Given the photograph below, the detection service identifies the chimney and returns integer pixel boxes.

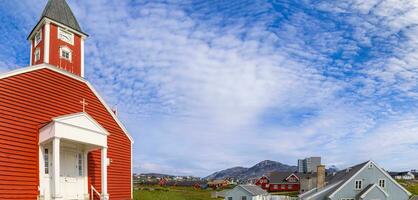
[316,165,325,190]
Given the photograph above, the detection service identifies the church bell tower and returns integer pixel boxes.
[28,0,88,77]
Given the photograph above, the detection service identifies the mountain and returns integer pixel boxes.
[204,160,297,181]
[204,167,248,180]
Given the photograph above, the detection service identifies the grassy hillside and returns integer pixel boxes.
[397,180,418,195]
[134,186,222,200]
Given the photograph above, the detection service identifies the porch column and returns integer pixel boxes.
[52,137,63,199]
[101,147,109,200]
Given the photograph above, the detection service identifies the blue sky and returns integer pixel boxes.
[1,0,418,176]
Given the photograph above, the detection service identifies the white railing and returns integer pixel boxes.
[91,185,101,200]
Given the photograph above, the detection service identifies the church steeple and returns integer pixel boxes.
[28,0,88,77]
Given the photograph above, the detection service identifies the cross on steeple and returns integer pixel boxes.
[80,99,88,112]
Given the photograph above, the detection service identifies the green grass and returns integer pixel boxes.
[133,186,223,200]
[397,180,418,195]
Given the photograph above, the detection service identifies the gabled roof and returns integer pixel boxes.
[357,184,388,199]
[300,161,369,199]
[269,172,298,184]
[239,185,269,196]
[28,0,87,39]
[41,0,82,33]
[300,160,412,199]
[0,64,133,144]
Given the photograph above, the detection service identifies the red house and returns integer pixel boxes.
[256,172,300,192]
[0,0,133,199]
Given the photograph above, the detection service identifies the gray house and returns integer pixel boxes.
[225,185,270,200]
[299,160,411,200]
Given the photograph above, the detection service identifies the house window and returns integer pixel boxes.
[281,185,285,189]
[58,28,74,45]
[378,179,385,188]
[368,163,373,168]
[289,184,293,189]
[78,153,83,176]
[44,148,49,174]
[228,197,232,200]
[241,196,247,200]
[35,31,42,46]
[35,48,40,62]
[60,47,72,62]
[355,180,363,190]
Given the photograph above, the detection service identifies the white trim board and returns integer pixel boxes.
[0,64,134,144]
[359,184,389,199]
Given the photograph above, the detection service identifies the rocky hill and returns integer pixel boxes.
[204,160,297,181]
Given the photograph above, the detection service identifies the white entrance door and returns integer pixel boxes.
[60,149,85,200]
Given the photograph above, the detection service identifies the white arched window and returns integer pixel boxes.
[60,46,72,62]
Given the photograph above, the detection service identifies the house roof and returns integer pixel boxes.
[300,161,412,199]
[239,185,269,196]
[357,184,388,199]
[269,172,295,183]
[390,171,414,176]
[0,64,133,143]
[28,0,87,39]
[299,161,369,199]
[268,172,315,183]
[41,0,82,33]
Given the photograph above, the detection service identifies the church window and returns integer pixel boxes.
[60,47,72,62]
[78,153,83,176]
[35,48,40,62]
[35,31,42,46]
[44,148,49,174]
[58,28,74,45]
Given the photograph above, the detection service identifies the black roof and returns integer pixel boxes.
[42,0,82,32]
[300,161,370,199]
[28,0,86,39]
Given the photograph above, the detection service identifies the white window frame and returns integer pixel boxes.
[35,48,41,62]
[378,179,386,188]
[35,30,42,47]
[354,180,363,190]
[58,28,74,45]
[60,46,72,62]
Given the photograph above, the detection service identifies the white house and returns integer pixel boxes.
[390,171,415,180]
[225,185,270,200]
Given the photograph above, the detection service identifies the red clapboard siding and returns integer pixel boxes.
[0,68,132,200]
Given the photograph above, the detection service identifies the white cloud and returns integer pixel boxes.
[2,0,418,176]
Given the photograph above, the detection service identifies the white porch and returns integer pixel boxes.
[39,113,109,200]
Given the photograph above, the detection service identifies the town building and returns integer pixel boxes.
[389,171,415,180]
[299,161,411,200]
[208,180,231,189]
[256,172,300,192]
[298,157,321,173]
[225,185,270,200]
[0,0,133,199]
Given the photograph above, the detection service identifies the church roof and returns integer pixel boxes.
[28,0,87,39]
[41,0,82,33]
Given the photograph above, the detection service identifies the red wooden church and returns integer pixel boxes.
[0,0,133,199]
